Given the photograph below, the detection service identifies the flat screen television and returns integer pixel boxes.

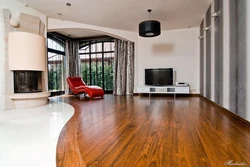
[145,68,173,86]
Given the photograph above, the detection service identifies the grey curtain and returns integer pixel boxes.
[65,40,80,94]
[214,0,224,105]
[199,20,204,96]
[113,39,134,95]
[205,6,211,100]
[229,0,247,118]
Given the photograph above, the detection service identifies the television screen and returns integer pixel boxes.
[145,68,173,86]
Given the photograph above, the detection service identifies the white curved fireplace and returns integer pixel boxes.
[8,32,50,109]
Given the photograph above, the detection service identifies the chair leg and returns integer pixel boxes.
[84,94,90,98]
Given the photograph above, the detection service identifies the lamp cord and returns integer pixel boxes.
[148,9,152,20]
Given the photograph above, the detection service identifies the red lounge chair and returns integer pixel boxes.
[66,77,104,99]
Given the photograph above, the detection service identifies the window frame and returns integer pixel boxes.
[79,39,114,93]
[47,34,66,96]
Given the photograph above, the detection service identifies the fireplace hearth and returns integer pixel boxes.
[14,71,42,93]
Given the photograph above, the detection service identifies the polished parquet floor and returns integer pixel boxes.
[55,95,250,167]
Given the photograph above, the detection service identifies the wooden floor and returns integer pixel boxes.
[55,95,250,167]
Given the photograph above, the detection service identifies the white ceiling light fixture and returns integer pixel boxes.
[9,18,19,28]
[9,13,19,28]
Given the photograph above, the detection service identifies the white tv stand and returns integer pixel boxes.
[137,85,190,97]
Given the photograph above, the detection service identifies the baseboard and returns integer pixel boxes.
[188,94,200,97]
[199,95,250,126]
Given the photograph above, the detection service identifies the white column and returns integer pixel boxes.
[0,10,4,111]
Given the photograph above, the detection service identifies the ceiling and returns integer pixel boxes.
[17,0,211,37]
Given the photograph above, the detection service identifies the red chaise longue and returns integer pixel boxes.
[66,77,104,99]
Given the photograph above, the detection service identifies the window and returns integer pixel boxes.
[79,39,114,92]
[47,35,66,94]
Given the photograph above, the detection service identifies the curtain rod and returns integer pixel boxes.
[47,32,71,40]
[76,35,114,42]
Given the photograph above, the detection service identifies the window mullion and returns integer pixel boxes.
[89,42,92,85]
[102,42,105,91]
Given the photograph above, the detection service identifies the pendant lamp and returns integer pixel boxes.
[139,9,161,37]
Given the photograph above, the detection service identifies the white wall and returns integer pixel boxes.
[0,0,47,110]
[137,28,200,93]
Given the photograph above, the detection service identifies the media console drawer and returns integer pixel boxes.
[175,87,190,94]
[137,86,189,94]
[150,87,169,92]
[137,86,150,93]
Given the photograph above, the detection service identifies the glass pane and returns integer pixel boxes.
[79,41,114,92]
[56,42,60,51]
[104,53,114,91]
[60,45,64,52]
[52,40,56,50]
[47,38,65,52]
[104,42,114,52]
[91,42,102,52]
[79,45,89,54]
[91,53,103,87]
[48,52,65,91]
[80,54,91,85]
[48,39,53,49]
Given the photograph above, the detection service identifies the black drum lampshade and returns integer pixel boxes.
[139,9,161,37]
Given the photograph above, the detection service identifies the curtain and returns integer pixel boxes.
[65,40,80,94]
[199,20,204,96]
[205,6,211,100]
[113,39,134,95]
[229,0,247,118]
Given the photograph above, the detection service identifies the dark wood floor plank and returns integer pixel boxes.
[188,99,250,166]
[81,97,159,166]
[55,98,86,167]
[77,98,135,142]
[55,95,250,167]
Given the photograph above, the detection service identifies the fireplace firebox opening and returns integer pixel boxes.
[14,71,42,93]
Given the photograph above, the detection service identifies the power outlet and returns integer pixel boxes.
[191,89,196,92]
